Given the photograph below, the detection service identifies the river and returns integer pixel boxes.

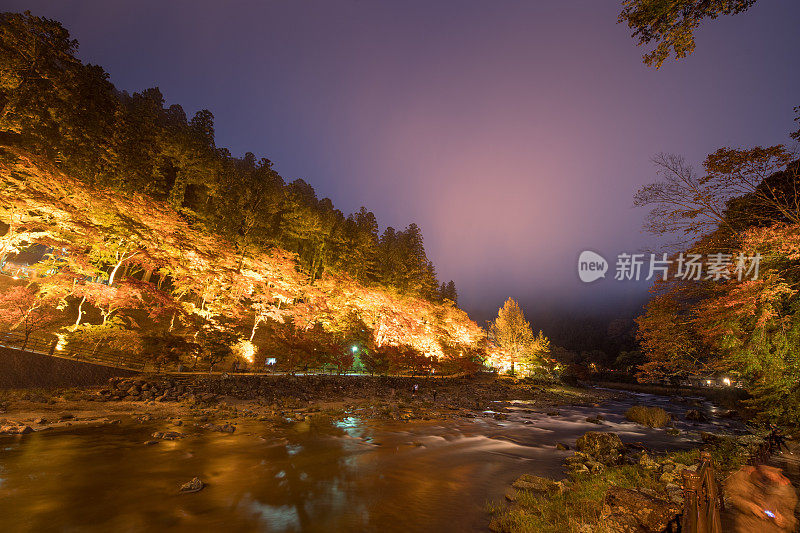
[0,391,746,532]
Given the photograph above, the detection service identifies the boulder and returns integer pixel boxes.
[575,432,625,466]
[179,477,204,493]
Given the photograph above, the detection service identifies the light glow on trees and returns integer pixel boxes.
[0,148,486,371]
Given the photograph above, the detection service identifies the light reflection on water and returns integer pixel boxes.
[0,392,744,532]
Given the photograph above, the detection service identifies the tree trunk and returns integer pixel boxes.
[75,296,86,327]
[250,316,261,341]
[108,255,127,286]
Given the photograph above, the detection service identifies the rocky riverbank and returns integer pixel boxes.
[0,373,613,435]
[489,430,773,533]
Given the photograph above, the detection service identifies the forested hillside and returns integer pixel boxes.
[0,11,457,301]
[0,12,481,371]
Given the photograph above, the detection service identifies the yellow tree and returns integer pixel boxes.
[489,298,534,374]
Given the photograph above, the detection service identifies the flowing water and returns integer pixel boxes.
[0,391,746,532]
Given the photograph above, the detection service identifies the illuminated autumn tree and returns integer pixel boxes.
[0,284,62,349]
[361,348,390,376]
[437,342,485,375]
[489,298,534,374]
[67,321,145,360]
[142,332,198,370]
[196,324,237,372]
[635,280,710,381]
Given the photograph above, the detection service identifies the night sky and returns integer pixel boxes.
[7,0,800,324]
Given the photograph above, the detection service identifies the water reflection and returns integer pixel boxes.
[0,392,745,532]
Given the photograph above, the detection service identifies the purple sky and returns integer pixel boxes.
[7,1,800,323]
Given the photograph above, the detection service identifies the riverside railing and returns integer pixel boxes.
[0,331,151,371]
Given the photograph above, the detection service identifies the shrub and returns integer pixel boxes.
[625,405,671,428]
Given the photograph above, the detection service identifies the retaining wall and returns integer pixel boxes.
[0,347,137,389]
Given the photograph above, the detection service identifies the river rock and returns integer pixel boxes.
[639,452,658,470]
[571,463,590,475]
[665,483,683,504]
[585,460,606,474]
[556,442,570,451]
[512,474,561,493]
[201,422,236,433]
[685,409,707,422]
[152,431,184,440]
[575,432,625,466]
[179,477,204,493]
[0,425,33,435]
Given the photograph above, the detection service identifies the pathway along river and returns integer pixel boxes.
[0,390,746,532]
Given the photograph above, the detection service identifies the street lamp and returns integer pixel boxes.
[351,345,358,353]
